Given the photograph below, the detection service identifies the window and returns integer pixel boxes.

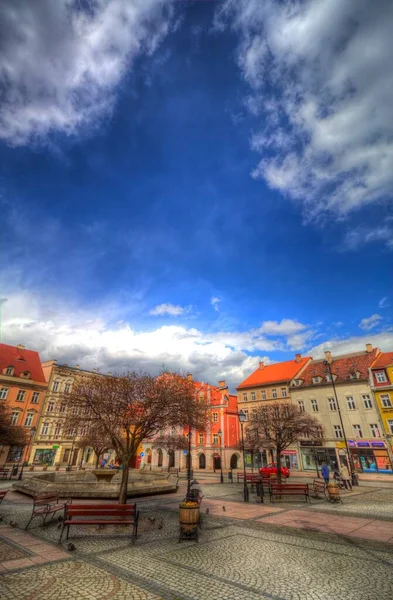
[281,388,287,397]
[213,412,218,423]
[328,397,337,411]
[212,434,219,445]
[298,400,305,412]
[16,390,26,402]
[52,381,60,392]
[31,392,40,404]
[261,391,266,400]
[333,425,343,438]
[10,411,19,425]
[349,372,358,380]
[6,366,13,375]
[370,424,380,438]
[243,409,249,421]
[0,387,9,400]
[375,371,387,383]
[24,413,34,427]
[272,389,277,399]
[59,403,66,413]
[381,394,393,408]
[72,406,79,415]
[346,396,356,410]
[64,383,71,393]
[251,391,256,401]
[41,422,50,435]
[293,379,301,386]
[198,433,204,444]
[312,376,320,384]
[326,374,333,382]
[362,395,372,409]
[54,423,62,436]
[353,424,363,438]
[311,399,318,412]
[243,393,248,402]
[47,401,55,413]
[387,420,393,435]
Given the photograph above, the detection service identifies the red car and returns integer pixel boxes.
[259,463,290,479]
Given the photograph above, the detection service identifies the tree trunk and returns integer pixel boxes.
[118,460,129,504]
[276,448,282,484]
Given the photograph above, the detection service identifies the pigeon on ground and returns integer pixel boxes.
[149,516,156,523]
[205,508,209,514]
[67,542,76,552]
[222,506,226,512]
[157,520,163,530]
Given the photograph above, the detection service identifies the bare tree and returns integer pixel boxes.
[66,371,208,503]
[152,433,188,470]
[246,402,323,483]
[0,402,27,450]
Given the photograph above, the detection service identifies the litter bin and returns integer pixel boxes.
[228,471,233,482]
[256,482,264,503]
[11,464,19,478]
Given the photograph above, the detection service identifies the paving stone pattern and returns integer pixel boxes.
[0,538,28,562]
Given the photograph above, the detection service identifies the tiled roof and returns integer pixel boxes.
[237,357,311,390]
[0,343,46,383]
[371,352,393,369]
[194,380,236,406]
[297,348,379,387]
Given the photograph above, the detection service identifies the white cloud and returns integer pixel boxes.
[0,0,172,146]
[218,0,393,219]
[259,319,307,336]
[344,222,393,251]
[149,303,192,317]
[309,332,393,360]
[359,314,383,331]
[211,297,221,312]
[379,297,389,309]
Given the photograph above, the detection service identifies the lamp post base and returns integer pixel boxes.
[243,484,249,502]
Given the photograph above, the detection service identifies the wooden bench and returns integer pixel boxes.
[59,503,139,544]
[270,483,310,503]
[0,468,9,480]
[0,490,8,505]
[313,479,328,500]
[26,493,69,530]
[236,473,261,484]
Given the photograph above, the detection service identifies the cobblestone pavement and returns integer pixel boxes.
[1,482,393,599]
[0,539,28,562]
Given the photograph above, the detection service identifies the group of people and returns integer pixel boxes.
[321,462,353,490]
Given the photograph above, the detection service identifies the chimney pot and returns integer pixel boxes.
[259,361,265,369]
[366,343,373,353]
[187,373,193,381]
[218,379,226,388]
[16,344,25,350]
[295,353,301,363]
[324,351,332,362]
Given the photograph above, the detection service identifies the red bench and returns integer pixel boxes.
[270,483,310,503]
[59,503,139,544]
[26,493,69,530]
[236,473,261,484]
[0,468,9,480]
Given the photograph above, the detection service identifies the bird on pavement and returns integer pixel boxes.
[222,506,226,512]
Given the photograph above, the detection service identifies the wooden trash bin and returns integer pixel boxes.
[327,482,342,503]
[179,501,200,542]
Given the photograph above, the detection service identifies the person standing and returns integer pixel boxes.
[340,463,352,490]
[321,462,330,485]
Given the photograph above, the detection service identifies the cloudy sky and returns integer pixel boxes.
[0,0,392,390]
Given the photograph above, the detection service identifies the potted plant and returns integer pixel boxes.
[179,498,200,541]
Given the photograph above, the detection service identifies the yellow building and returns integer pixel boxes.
[370,351,393,467]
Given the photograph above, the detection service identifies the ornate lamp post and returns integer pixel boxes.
[186,427,192,498]
[217,428,224,483]
[18,426,36,481]
[324,360,358,486]
[238,410,249,502]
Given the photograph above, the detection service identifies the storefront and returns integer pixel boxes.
[281,450,299,470]
[300,442,337,471]
[347,440,392,473]
[33,448,57,466]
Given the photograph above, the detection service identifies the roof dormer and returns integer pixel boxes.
[20,371,31,379]
[312,376,321,384]
[4,365,14,376]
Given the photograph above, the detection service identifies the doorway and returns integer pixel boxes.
[168,450,175,469]
[213,454,221,470]
[199,453,206,469]
[230,454,238,469]
[157,449,163,467]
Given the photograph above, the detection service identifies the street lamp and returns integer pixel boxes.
[217,429,224,484]
[324,360,358,486]
[238,410,249,502]
[186,427,192,498]
[18,426,36,481]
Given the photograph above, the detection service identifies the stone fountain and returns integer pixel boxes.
[13,469,178,499]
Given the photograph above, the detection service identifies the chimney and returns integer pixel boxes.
[295,353,301,363]
[218,380,226,388]
[74,364,80,369]
[366,343,373,353]
[324,351,332,363]
[259,361,265,369]
[187,373,193,381]
[16,344,25,350]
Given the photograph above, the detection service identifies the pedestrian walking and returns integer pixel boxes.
[321,462,330,485]
[340,464,352,490]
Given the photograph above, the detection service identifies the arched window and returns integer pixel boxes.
[199,453,206,469]
[157,449,163,467]
[230,454,238,469]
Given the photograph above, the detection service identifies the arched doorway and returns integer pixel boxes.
[199,453,206,469]
[157,449,163,467]
[147,449,152,465]
[168,450,175,469]
[213,453,221,471]
[230,454,238,469]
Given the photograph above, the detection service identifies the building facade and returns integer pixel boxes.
[0,343,47,466]
[30,360,103,468]
[237,354,311,471]
[370,352,393,467]
[143,377,240,473]
[291,345,392,473]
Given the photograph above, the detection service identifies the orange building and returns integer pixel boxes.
[0,343,47,466]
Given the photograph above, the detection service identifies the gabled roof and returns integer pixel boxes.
[237,357,311,390]
[371,352,393,370]
[0,343,46,383]
[297,348,379,387]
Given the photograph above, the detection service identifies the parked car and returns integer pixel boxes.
[259,463,290,479]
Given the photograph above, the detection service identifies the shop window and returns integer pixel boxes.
[333,425,343,438]
[281,388,287,397]
[370,424,380,438]
[346,396,356,410]
[298,400,305,412]
[31,392,40,404]
[328,397,337,411]
[362,395,372,409]
[251,391,256,401]
[375,371,387,383]
[311,399,318,412]
[353,424,363,438]
[272,389,277,398]
[0,387,9,399]
[24,413,34,427]
[16,390,26,402]
[381,394,392,408]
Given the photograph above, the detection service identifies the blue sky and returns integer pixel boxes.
[0,0,392,390]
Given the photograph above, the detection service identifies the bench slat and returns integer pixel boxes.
[67,510,135,517]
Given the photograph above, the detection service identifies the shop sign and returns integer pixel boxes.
[300,441,322,447]
[52,445,59,449]
[371,441,386,448]
[338,449,346,456]
[357,441,370,448]
[281,450,297,455]
[348,440,356,447]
